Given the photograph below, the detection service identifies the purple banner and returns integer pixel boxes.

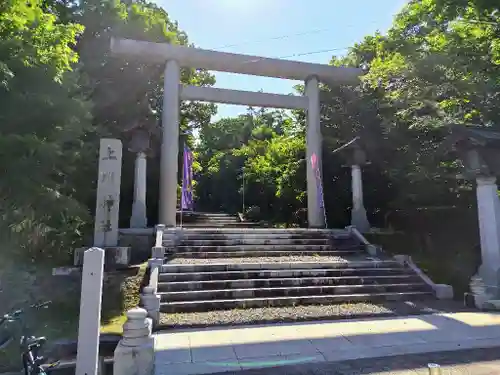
[181,145,194,211]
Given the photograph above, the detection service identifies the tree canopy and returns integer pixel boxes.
[1,0,498,259]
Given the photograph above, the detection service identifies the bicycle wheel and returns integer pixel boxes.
[22,352,32,375]
[22,352,43,375]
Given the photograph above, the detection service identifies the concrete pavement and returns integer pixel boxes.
[154,312,500,375]
[206,346,500,375]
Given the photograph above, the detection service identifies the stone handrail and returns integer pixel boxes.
[115,227,163,375]
[140,224,165,327]
[346,225,379,257]
[393,255,453,300]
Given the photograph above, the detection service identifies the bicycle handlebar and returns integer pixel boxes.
[0,301,51,328]
[31,301,51,309]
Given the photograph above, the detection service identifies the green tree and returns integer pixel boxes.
[0,0,92,260]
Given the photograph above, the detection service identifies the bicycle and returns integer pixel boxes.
[0,301,60,375]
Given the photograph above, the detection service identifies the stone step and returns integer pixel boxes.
[181,222,242,226]
[184,214,238,218]
[170,250,363,258]
[178,222,261,227]
[175,244,362,252]
[169,231,352,240]
[177,238,341,246]
[159,274,424,291]
[176,211,235,216]
[180,218,240,222]
[158,267,414,282]
[167,236,353,244]
[176,228,348,233]
[159,291,433,313]
[160,283,429,302]
[160,260,399,273]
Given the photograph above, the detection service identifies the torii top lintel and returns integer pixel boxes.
[110,38,363,85]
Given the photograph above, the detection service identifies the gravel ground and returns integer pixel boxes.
[158,300,472,329]
[207,346,500,375]
[166,255,374,264]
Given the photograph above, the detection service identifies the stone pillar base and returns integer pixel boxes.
[470,273,500,308]
[351,207,370,233]
[130,201,147,229]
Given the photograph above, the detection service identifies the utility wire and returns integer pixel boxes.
[277,47,350,60]
[208,18,498,57]
[210,20,384,51]
[217,46,352,66]
[213,27,334,50]
[215,29,331,49]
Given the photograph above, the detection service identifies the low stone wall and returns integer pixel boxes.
[119,228,153,263]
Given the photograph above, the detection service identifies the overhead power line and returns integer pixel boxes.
[211,20,383,51]
[276,47,350,60]
[224,46,351,67]
[213,27,334,50]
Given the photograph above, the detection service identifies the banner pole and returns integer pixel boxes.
[242,165,245,215]
[180,144,185,228]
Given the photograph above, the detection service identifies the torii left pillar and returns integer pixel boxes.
[159,60,180,227]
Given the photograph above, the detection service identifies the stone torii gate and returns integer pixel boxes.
[110,38,362,228]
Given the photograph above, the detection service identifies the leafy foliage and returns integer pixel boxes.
[195,0,498,228]
[0,0,91,260]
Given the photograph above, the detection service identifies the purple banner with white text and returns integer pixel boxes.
[181,145,194,211]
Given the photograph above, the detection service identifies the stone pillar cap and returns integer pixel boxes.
[126,307,148,320]
[143,286,155,294]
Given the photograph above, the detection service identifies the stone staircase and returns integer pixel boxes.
[158,260,432,313]
[158,213,435,314]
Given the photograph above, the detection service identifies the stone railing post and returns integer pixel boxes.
[141,285,160,326]
[114,308,154,375]
[151,224,165,260]
[76,248,105,375]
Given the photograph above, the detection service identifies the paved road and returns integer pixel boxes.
[208,346,500,375]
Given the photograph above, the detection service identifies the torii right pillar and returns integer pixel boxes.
[305,75,325,228]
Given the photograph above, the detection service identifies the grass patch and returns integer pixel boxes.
[100,262,148,334]
[100,315,127,335]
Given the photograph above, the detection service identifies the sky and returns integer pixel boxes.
[156,0,408,120]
